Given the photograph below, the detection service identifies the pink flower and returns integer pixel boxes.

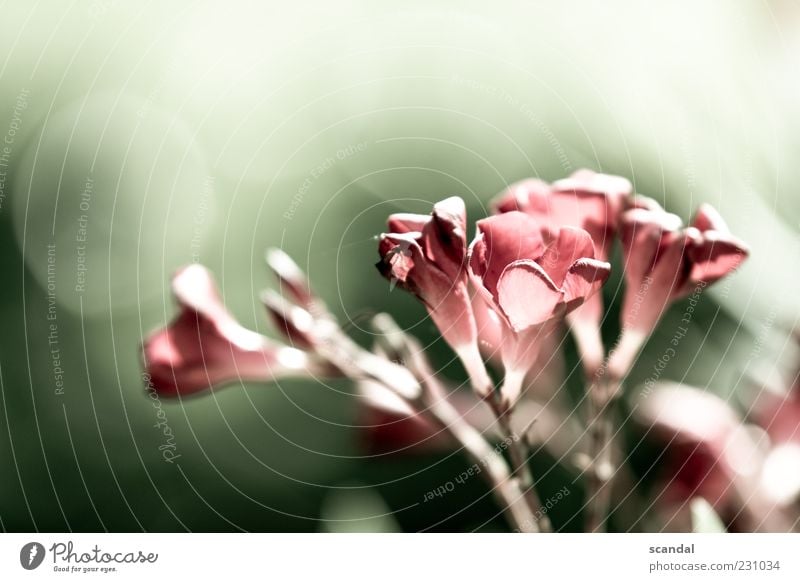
[493,169,631,261]
[492,169,632,373]
[619,201,749,343]
[751,390,800,506]
[142,265,327,397]
[468,211,610,406]
[377,197,492,395]
[634,384,779,531]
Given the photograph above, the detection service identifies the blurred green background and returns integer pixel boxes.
[1,0,799,532]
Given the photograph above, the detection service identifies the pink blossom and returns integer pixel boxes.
[377,197,492,396]
[142,264,327,397]
[635,384,775,531]
[492,169,631,261]
[492,169,632,373]
[619,201,749,341]
[468,211,610,406]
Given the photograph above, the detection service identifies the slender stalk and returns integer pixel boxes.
[422,380,540,533]
[488,393,552,533]
[584,376,619,532]
[371,314,542,532]
[584,328,645,532]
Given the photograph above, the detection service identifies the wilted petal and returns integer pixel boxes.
[423,196,468,280]
[378,199,494,397]
[377,232,422,286]
[143,265,320,397]
[378,232,477,352]
[388,198,467,282]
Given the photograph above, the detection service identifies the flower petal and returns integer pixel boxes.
[552,169,632,201]
[378,233,477,351]
[491,178,551,214]
[472,292,504,361]
[687,231,749,285]
[621,229,688,333]
[620,207,683,289]
[387,213,430,234]
[422,196,468,280]
[691,203,730,234]
[472,212,545,297]
[496,259,564,332]
[495,170,632,262]
[143,265,319,397]
[377,232,422,285]
[539,226,597,286]
[561,258,611,312]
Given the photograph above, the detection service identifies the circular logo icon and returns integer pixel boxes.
[20,542,45,570]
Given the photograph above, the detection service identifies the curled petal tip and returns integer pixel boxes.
[553,168,633,198]
[626,195,665,212]
[687,233,749,284]
[562,258,611,310]
[692,203,730,234]
[432,196,467,224]
[622,207,683,233]
[490,178,551,214]
[387,213,429,234]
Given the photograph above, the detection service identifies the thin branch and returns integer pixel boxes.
[583,327,644,532]
[371,314,541,533]
[584,376,619,532]
[487,393,552,532]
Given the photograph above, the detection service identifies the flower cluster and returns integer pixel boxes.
[142,168,762,532]
[377,170,748,404]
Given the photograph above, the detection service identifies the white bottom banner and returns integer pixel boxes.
[0,534,797,581]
